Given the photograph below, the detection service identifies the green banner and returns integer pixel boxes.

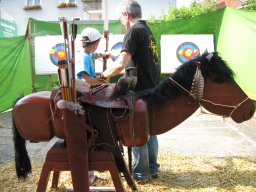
[28,18,123,36]
[0,18,17,38]
[217,7,256,100]
[0,36,32,112]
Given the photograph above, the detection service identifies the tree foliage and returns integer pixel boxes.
[149,0,217,22]
[148,0,256,23]
[240,0,256,10]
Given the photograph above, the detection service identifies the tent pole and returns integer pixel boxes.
[28,19,35,93]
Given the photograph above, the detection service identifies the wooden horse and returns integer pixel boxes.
[12,52,255,189]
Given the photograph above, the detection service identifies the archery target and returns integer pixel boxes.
[49,43,66,66]
[111,42,122,61]
[35,35,83,75]
[176,42,200,63]
[161,34,214,73]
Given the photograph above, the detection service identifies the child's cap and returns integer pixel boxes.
[81,27,101,42]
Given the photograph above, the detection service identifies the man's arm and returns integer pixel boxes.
[101,51,131,78]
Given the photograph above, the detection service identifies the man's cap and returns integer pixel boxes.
[81,27,101,43]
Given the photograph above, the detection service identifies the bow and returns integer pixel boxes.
[70,18,78,102]
[103,0,109,71]
[58,17,78,102]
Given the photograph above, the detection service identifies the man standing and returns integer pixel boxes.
[99,0,160,184]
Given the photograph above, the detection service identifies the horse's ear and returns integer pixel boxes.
[204,49,208,55]
[206,52,214,62]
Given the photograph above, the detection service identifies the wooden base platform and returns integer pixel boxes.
[36,139,127,192]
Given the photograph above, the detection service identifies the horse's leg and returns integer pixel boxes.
[12,98,32,179]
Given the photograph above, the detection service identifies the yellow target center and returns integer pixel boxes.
[185,49,192,57]
[57,51,65,59]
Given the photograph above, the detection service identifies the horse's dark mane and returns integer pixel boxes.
[138,52,234,109]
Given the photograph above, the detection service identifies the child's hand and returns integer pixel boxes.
[96,76,109,84]
[96,73,109,84]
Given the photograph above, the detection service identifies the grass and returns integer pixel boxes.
[1,151,256,192]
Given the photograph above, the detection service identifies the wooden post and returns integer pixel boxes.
[62,109,89,192]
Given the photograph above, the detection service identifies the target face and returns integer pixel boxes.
[111,42,122,61]
[176,42,200,63]
[49,43,66,66]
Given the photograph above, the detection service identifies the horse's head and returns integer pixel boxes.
[196,52,255,123]
[139,52,255,124]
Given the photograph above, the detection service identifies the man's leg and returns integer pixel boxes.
[148,135,160,177]
[132,143,150,182]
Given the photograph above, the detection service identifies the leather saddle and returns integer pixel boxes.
[78,67,137,109]
[78,84,130,109]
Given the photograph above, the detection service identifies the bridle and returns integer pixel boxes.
[168,59,249,118]
[169,76,249,118]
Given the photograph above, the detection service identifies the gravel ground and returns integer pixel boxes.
[0,110,57,164]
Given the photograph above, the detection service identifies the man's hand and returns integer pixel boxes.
[102,51,112,59]
[102,50,120,59]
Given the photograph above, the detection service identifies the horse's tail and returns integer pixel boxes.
[12,97,32,179]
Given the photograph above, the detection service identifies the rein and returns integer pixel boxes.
[168,77,249,118]
[201,96,249,117]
